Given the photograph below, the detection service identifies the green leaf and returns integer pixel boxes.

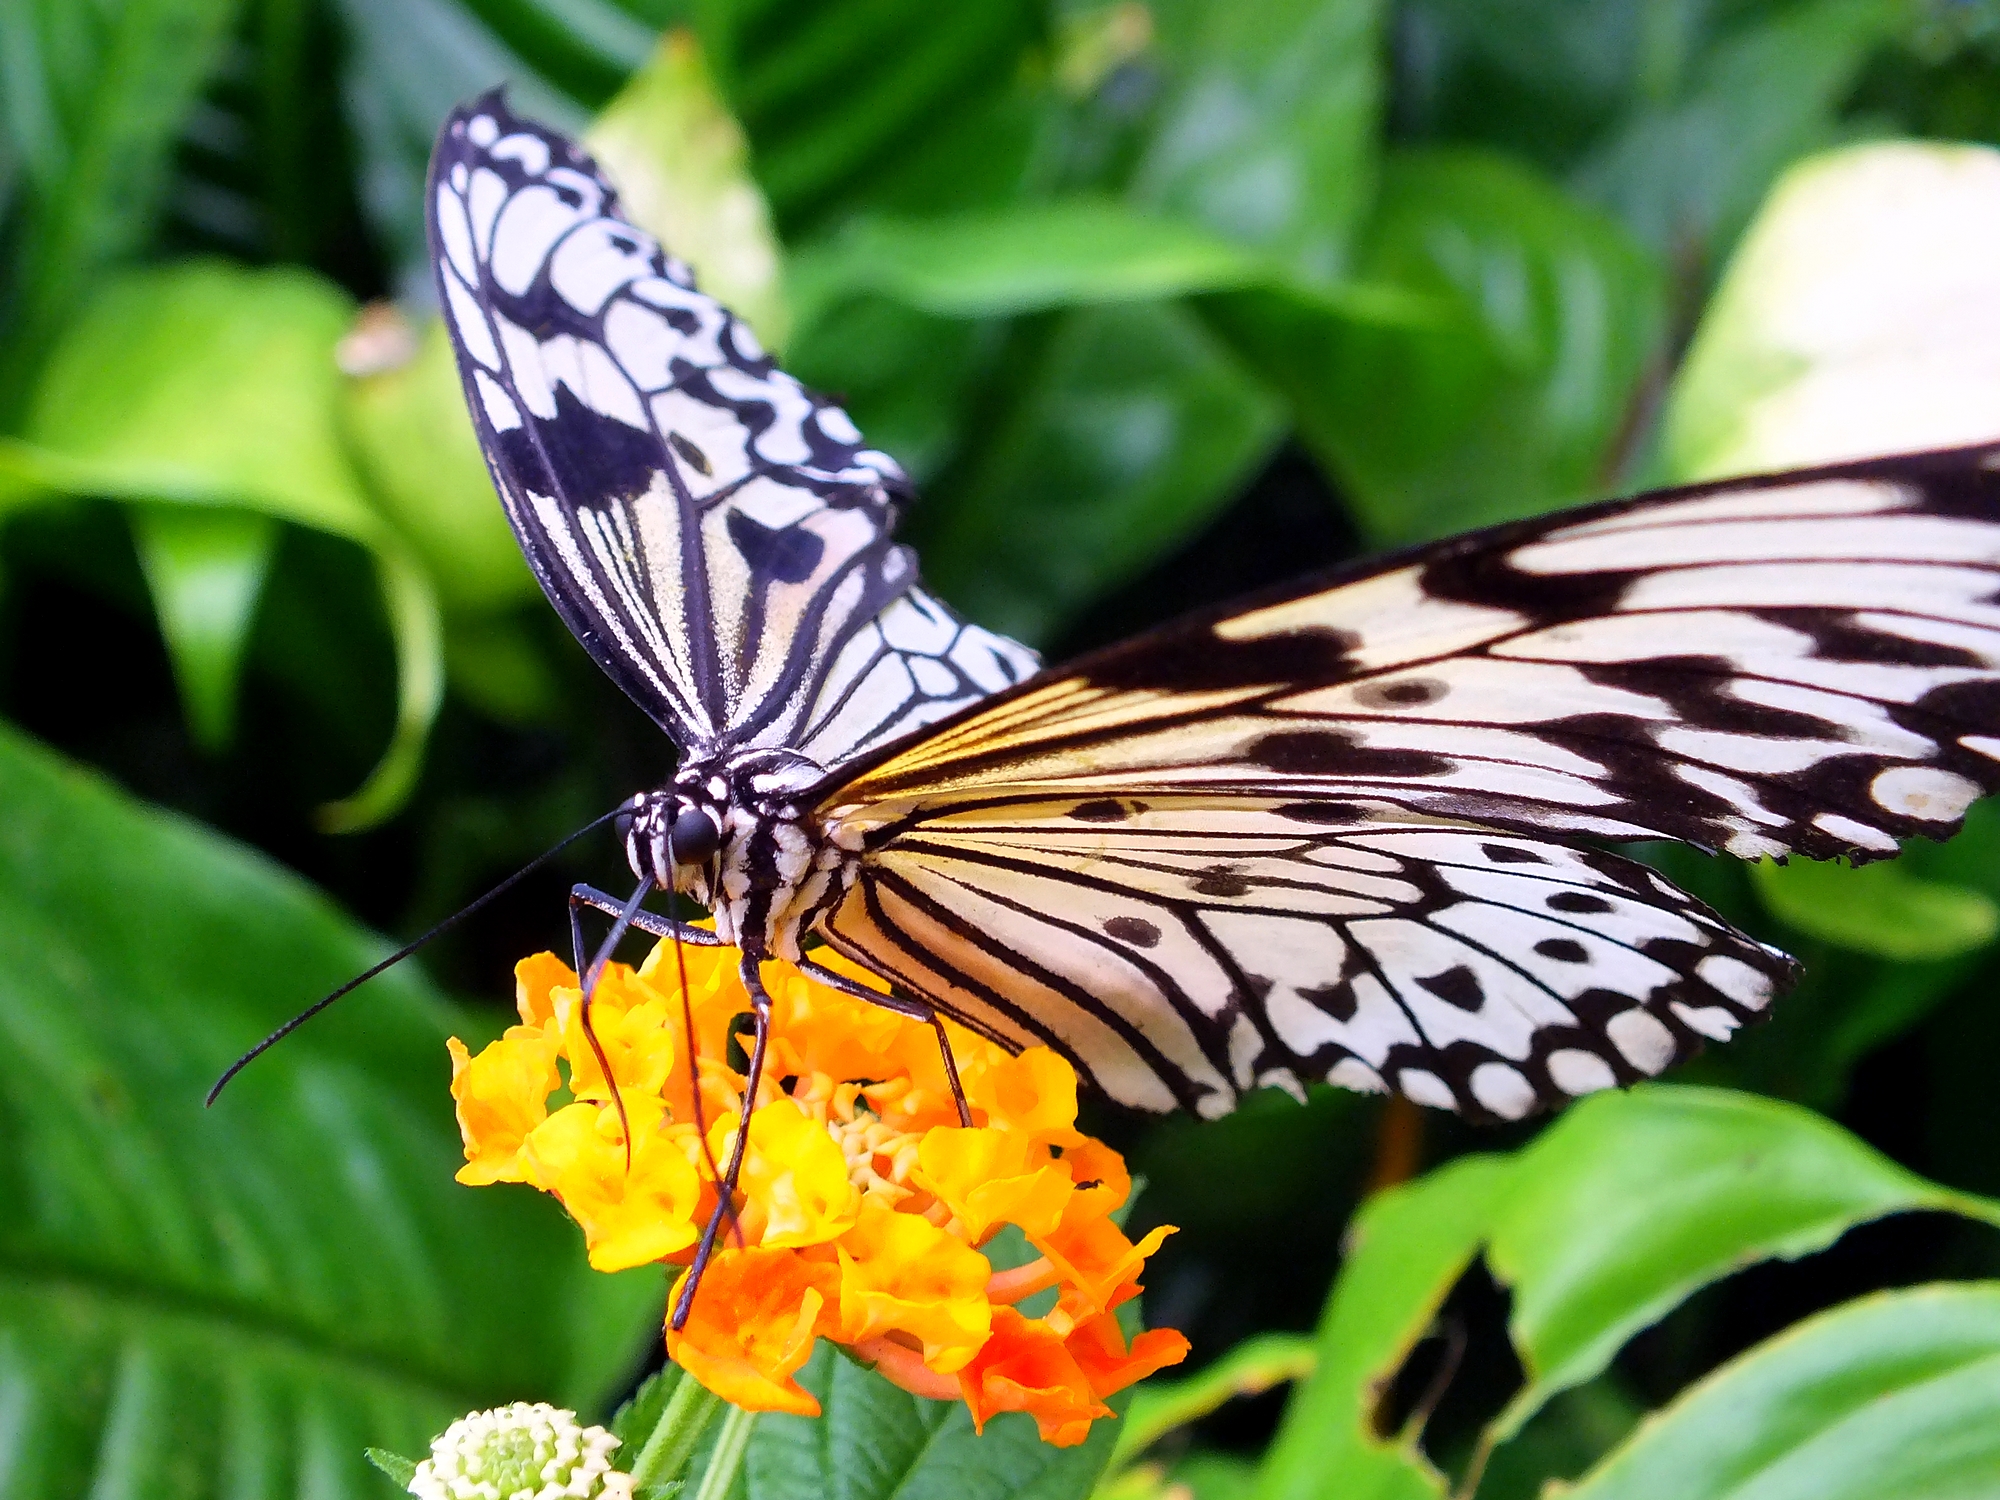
[1110,1333,1317,1470]
[128,503,278,750]
[1134,0,1384,282]
[1235,148,1665,544]
[331,0,608,280]
[911,301,1282,645]
[1483,1087,2000,1442]
[1567,1284,2000,1500]
[365,1447,421,1489]
[728,0,1042,230]
[1255,1087,2000,1500]
[1256,1155,1513,1500]
[0,0,241,416]
[1661,140,2000,485]
[14,261,446,828]
[1751,858,2000,963]
[791,201,1272,327]
[1572,0,1900,276]
[587,29,789,350]
[747,1342,1124,1500]
[0,720,660,1498]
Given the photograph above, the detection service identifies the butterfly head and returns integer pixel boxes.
[622,750,850,957]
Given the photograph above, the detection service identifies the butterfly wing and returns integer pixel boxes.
[425,95,1035,760]
[814,446,2000,1117]
[817,799,1791,1122]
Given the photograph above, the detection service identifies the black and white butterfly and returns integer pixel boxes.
[427,93,2000,1153]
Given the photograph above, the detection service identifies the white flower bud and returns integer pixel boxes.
[409,1402,632,1500]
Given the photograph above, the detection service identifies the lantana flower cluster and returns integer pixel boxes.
[448,937,1189,1445]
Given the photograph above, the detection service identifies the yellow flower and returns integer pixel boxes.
[836,1197,993,1373]
[521,1098,701,1272]
[717,1099,860,1249]
[914,1127,1073,1241]
[446,939,1188,1445]
[447,1027,560,1185]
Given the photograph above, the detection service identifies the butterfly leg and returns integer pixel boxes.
[796,957,973,1129]
[569,882,724,974]
[670,951,775,1331]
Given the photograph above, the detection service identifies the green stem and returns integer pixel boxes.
[693,1404,758,1500]
[631,1372,725,1488]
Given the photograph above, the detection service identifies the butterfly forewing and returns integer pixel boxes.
[815,448,2000,1118]
[827,450,2000,864]
[425,95,1035,762]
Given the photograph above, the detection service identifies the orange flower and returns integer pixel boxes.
[717,1099,860,1248]
[958,1308,1109,1447]
[915,1127,1072,1241]
[665,1247,835,1417]
[446,940,1188,1445]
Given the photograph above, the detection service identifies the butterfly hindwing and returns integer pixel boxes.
[829,448,2000,865]
[817,797,1791,1121]
[425,95,1035,762]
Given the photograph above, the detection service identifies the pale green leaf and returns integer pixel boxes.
[18,261,446,828]
[340,315,534,615]
[128,503,278,750]
[1568,1284,2000,1500]
[1662,140,2000,484]
[587,29,789,350]
[1750,858,2000,962]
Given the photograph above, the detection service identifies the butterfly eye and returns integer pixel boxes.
[670,806,720,864]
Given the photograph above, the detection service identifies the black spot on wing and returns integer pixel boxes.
[668,430,713,475]
[1356,677,1449,708]
[1083,625,1360,692]
[728,509,825,584]
[1067,799,1130,823]
[1191,863,1252,897]
[497,381,661,505]
[1534,938,1588,963]
[1103,916,1161,948]
[1482,842,1549,865]
[1548,890,1612,914]
[1417,965,1483,1010]
[1276,801,1369,824]
[1248,729,1454,779]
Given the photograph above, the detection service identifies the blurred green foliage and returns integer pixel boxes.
[11,0,2000,1497]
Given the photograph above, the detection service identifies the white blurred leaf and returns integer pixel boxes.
[1665,140,2000,481]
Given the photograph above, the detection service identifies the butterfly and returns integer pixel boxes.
[427,92,2000,1159]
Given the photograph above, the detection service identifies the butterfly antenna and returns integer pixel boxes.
[663,849,737,1245]
[581,875,655,1170]
[208,807,625,1107]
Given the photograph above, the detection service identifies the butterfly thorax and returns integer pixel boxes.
[625,748,858,960]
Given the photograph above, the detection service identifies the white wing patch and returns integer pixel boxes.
[819,797,1790,1121]
[427,94,1035,765]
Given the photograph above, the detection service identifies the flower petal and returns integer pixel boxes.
[836,1198,992,1373]
[524,1100,701,1271]
[666,1247,833,1416]
[449,1029,560,1185]
[956,1308,1108,1447]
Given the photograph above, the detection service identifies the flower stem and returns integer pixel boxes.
[630,1371,724,1488]
[693,1404,758,1500]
